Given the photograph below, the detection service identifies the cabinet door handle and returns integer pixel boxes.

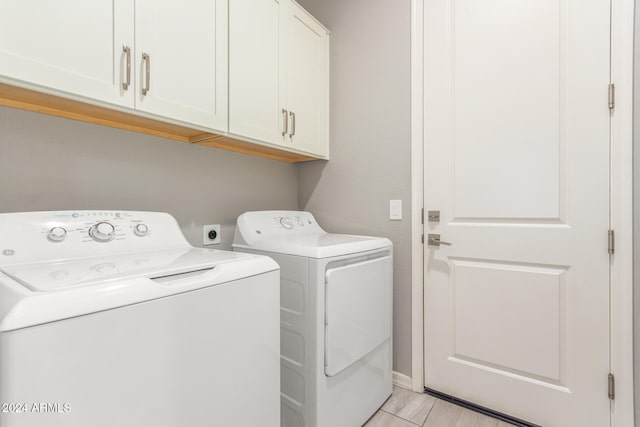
[282,108,288,136]
[289,111,296,137]
[142,52,151,95]
[122,45,131,91]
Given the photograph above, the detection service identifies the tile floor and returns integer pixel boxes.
[365,386,515,427]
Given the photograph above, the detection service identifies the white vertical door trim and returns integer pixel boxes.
[610,0,635,425]
[409,0,635,422]
[410,0,425,393]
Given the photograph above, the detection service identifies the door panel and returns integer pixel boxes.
[451,259,566,382]
[452,0,562,220]
[423,0,611,426]
[0,0,133,107]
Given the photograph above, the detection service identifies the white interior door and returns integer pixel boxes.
[423,1,611,426]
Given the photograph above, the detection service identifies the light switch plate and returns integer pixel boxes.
[389,200,402,220]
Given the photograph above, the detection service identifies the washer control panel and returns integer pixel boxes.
[40,212,153,244]
[0,211,190,265]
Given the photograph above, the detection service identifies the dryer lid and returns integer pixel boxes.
[233,211,392,258]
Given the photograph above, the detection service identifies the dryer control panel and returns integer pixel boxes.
[234,211,326,246]
[275,213,315,231]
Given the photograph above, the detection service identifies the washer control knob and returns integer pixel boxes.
[89,222,116,242]
[134,223,149,237]
[47,227,67,242]
[280,217,294,230]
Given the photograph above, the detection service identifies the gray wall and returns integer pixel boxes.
[0,106,298,248]
[295,0,413,376]
[0,0,415,378]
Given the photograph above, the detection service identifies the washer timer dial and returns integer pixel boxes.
[89,222,116,242]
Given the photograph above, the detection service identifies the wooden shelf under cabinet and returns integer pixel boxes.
[0,83,316,163]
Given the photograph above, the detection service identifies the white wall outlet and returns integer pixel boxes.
[203,224,221,245]
[389,200,402,220]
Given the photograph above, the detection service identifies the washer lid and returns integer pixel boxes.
[1,248,258,292]
[0,249,279,332]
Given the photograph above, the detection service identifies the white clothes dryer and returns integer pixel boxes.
[233,211,393,427]
[0,211,280,427]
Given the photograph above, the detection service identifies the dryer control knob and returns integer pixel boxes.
[134,223,149,237]
[48,227,67,242]
[280,217,294,230]
[89,222,116,242]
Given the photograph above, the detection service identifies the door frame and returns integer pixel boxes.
[409,0,635,425]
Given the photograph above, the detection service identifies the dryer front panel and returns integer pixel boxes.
[324,256,392,377]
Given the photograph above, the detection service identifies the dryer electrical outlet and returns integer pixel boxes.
[203,224,221,245]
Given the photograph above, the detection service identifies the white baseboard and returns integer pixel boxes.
[392,371,413,390]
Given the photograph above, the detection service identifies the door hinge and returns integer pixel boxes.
[421,208,424,225]
[608,229,615,255]
[421,234,424,244]
[608,84,615,110]
[608,373,615,400]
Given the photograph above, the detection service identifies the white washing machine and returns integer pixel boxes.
[0,211,280,427]
[233,211,393,427]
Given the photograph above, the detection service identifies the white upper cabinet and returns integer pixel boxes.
[135,0,228,130]
[0,0,134,108]
[0,0,228,132]
[284,1,329,157]
[229,0,330,159]
[229,0,284,145]
[0,0,327,160]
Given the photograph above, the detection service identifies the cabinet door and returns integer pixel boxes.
[229,0,286,146]
[135,0,228,131]
[0,0,134,108]
[284,1,330,158]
